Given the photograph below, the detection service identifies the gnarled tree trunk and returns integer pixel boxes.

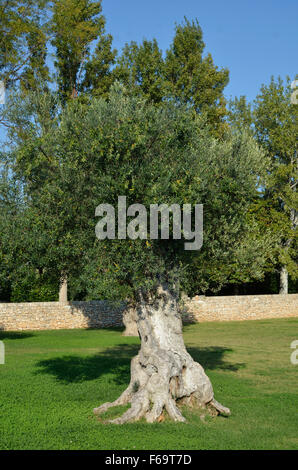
[122,307,139,337]
[59,274,68,302]
[279,265,288,295]
[94,285,230,423]
[279,208,297,295]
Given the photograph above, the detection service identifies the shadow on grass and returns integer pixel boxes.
[0,330,35,340]
[188,347,245,372]
[35,344,139,385]
[35,343,245,385]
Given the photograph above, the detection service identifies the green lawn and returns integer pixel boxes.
[0,318,297,450]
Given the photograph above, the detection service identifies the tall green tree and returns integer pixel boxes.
[0,0,50,130]
[51,0,115,102]
[80,30,116,98]
[113,39,165,103]
[1,0,117,300]
[4,84,272,422]
[228,95,253,132]
[114,18,229,137]
[0,166,19,300]
[19,27,50,94]
[253,77,298,294]
[228,78,298,294]
[164,18,229,138]
[0,0,49,87]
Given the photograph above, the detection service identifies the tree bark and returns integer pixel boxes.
[279,266,288,295]
[94,285,230,423]
[59,274,68,302]
[122,307,139,337]
[278,207,297,295]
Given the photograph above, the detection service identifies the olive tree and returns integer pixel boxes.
[5,84,270,422]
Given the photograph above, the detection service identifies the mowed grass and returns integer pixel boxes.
[0,318,297,450]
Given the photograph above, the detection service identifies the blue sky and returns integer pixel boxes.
[102,0,297,102]
[1,0,297,144]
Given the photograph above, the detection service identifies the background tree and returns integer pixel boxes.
[0,0,50,128]
[164,18,229,138]
[80,30,116,99]
[0,167,19,301]
[253,76,298,294]
[228,77,298,294]
[0,0,117,300]
[114,18,229,137]
[113,39,165,103]
[0,90,61,301]
[0,0,48,86]
[227,95,253,132]
[51,0,115,102]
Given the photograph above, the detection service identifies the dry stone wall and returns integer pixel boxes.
[0,294,297,331]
